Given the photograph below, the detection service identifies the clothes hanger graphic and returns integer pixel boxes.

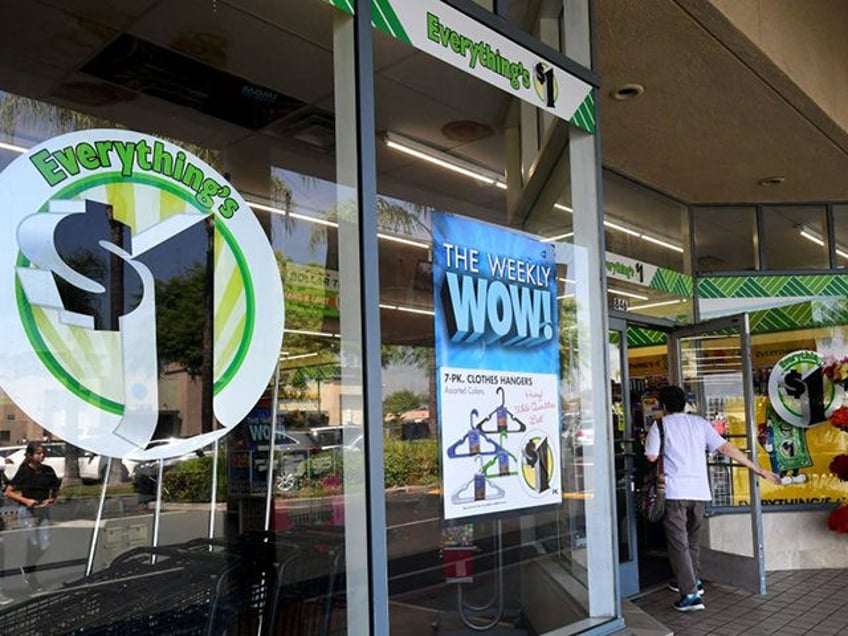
[475,386,528,434]
[447,410,500,458]
[451,456,507,504]
[481,442,518,478]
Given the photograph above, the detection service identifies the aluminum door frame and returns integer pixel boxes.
[667,313,766,595]
[608,317,639,598]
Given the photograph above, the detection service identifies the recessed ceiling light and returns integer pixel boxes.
[610,83,644,101]
[441,120,493,143]
[758,176,785,186]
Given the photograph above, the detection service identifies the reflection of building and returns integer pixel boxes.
[158,364,201,438]
[0,396,38,444]
[384,408,431,440]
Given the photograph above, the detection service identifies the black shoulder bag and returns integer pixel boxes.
[640,420,666,523]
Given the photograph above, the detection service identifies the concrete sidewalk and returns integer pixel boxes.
[621,569,848,636]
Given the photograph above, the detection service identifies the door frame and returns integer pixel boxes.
[612,312,767,597]
[667,313,767,595]
[608,316,639,597]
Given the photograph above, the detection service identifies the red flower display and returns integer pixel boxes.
[829,454,848,481]
[818,358,848,535]
[828,505,848,533]
[822,356,848,383]
[832,406,848,433]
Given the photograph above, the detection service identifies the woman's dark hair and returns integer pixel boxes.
[25,442,43,458]
[658,385,687,413]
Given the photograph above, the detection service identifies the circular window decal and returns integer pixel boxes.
[768,350,841,429]
[0,129,283,460]
[519,430,555,496]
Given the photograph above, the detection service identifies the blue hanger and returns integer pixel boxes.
[447,410,500,458]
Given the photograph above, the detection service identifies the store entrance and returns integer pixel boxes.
[612,314,767,597]
[609,316,672,597]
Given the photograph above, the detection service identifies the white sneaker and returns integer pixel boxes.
[792,474,808,484]
[780,476,793,485]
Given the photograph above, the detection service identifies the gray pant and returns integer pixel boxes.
[663,499,705,597]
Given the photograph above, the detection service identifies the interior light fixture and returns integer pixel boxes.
[0,136,672,256]
[608,288,649,301]
[248,201,429,249]
[376,233,429,249]
[758,176,785,187]
[397,305,435,316]
[639,234,685,253]
[281,352,320,361]
[380,303,435,316]
[549,203,683,254]
[284,328,340,338]
[799,225,825,246]
[605,219,684,253]
[0,141,27,154]
[630,298,687,311]
[249,200,339,228]
[384,131,506,189]
[799,225,848,259]
[603,219,641,237]
[800,229,824,246]
[557,280,650,302]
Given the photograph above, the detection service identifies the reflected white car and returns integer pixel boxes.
[574,427,594,446]
[1,442,106,482]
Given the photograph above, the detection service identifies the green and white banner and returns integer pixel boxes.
[605,251,692,295]
[323,0,596,133]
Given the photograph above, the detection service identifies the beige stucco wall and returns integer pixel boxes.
[709,0,848,137]
[704,510,848,570]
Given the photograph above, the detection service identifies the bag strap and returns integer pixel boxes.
[657,420,665,476]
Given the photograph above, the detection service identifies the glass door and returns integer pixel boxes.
[667,314,767,594]
[609,318,639,597]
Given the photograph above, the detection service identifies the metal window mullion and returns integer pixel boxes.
[688,206,701,322]
[826,203,836,269]
[353,2,389,634]
[755,205,765,271]
[741,315,766,595]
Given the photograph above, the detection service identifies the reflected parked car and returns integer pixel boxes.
[274,427,363,492]
[1,442,110,483]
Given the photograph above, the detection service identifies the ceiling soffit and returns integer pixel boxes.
[596,0,848,204]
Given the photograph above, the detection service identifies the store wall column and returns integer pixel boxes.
[335,5,388,634]
[566,0,618,620]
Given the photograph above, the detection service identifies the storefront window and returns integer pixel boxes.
[693,206,758,272]
[603,171,691,322]
[763,205,828,270]
[371,4,613,633]
[707,324,848,509]
[832,204,848,268]
[0,2,371,633]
